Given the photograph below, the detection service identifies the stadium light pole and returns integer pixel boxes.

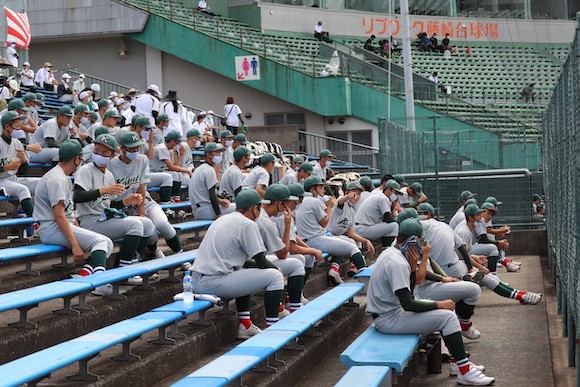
[399,0,416,131]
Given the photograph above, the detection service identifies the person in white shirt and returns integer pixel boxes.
[72,74,85,94]
[134,84,160,126]
[34,62,57,91]
[193,111,212,142]
[20,62,34,87]
[223,96,244,135]
[6,41,18,75]
[197,0,215,16]
[314,21,332,43]
[160,90,190,137]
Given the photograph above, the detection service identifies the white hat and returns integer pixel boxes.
[62,73,71,79]
[23,61,30,66]
[115,98,125,106]
[79,74,85,79]
[90,83,101,92]
[147,84,160,95]
[199,111,207,116]
[79,91,90,100]
[8,79,19,91]
[109,91,118,98]
[207,110,214,114]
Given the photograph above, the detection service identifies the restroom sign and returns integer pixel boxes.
[235,56,260,81]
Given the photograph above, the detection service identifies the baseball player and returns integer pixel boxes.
[295,175,367,285]
[398,182,427,208]
[278,156,303,185]
[189,142,234,220]
[190,189,285,339]
[220,145,254,202]
[370,174,394,195]
[5,98,37,145]
[82,126,112,164]
[33,140,115,295]
[482,196,521,271]
[0,111,39,217]
[449,190,477,230]
[311,149,333,180]
[149,130,192,202]
[279,161,312,185]
[73,134,157,286]
[366,218,495,386]
[29,106,76,164]
[354,175,374,210]
[354,179,402,248]
[174,129,200,187]
[243,153,276,198]
[218,130,235,177]
[156,113,171,140]
[455,204,541,305]
[393,174,408,187]
[70,103,92,146]
[108,131,182,258]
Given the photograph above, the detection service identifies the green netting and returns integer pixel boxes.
[542,17,580,326]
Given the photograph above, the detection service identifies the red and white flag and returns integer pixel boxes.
[4,7,31,48]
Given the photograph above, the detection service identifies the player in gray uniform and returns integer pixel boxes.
[70,104,92,146]
[455,204,541,305]
[220,146,253,202]
[149,131,192,202]
[191,189,285,339]
[326,181,375,276]
[33,140,115,294]
[108,132,182,258]
[366,218,495,386]
[174,129,200,188]
[29,106,75,164]
[398,182,427,208]
[278,156,303,185]
[155,114,170,144]
[189,142,234,220]
[4,98,36,145]
[218,130,235,177]
[449,190,477,230]
[73,134,156,286]
[311,148,333,180]
[354,176,374,211]
[258,184,306,314]
[481,196,521,271]
[295,176,367,285]
[354,179,402,248]
[81,126,111,164]
[243,153,276,198]
[0,111,38,217]
[279,161,312,185]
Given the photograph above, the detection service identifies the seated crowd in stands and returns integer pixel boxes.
[0,63,544,386]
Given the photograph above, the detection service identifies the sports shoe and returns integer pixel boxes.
[91,284,127,297]
[347,264,360,277]
[503,258,522,266]
[328,268,344,285]
[456,367,495,385]
[279,308,291,319]
[177,210,186,219]
[132,252,142,264]
[70,273,82,279]
[180,262,192,271]
[520,292,542,305]
[126,275,143,286]
[449,362,486,376]
[149,272,159,281]
[237,323,262,340]
[505,261,521,272]
[461,326,481,340]
[153,249,166,259]
[165,209,176,219]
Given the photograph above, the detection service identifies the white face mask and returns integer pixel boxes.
[325,161,332,168]
[10,129,24,138]
[225,140,234,148]
[244,159,252,167]
[194,140,201,148]
[212,154,223,164]
[293,166,300,172]
[92,153,110,167]
[140,130,149,139]
[163,125,168,131]
[125,150,139,161]
[389,193,398,202]
[80,117,91,126]
[173,144,180,151]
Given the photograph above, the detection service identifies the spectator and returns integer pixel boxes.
[34,62,57,91]
[0,79,11,101]
[126,87,138,103]
[57,73,75,102]
[72,73,85,94]
[522,83,535,103]
[6,41,18,75]
[160,90,190,137]
[20,62,34,87]
[531,194,542,214]
[426,33,438,52]
[452,45,460,55]
[532,205,546,230]
[388,36,402,56]
[134,84,161,126]
[418,32,429,51]
[89,83,101,103]
[223,96,245,135]
[428,71,439,84]
[204,110,218,139]
[193,110,212,142]
[319,65,330,77]
[364,35,379,53]
[314,21,332,43]
[197,0,215,16]
[441,33,451,53]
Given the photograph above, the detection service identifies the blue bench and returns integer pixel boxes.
[160,201,192,210]
[0,216,35,238]
[340,324,421,384]
[0,243,69,276]
[29,162,52,169]
[173,219,214,239]
[0,300,213,386]
[354,264,374,293]
[335,365,392,387]
[147,185,187,193]
[174,283,364,387]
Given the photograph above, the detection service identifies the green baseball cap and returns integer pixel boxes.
[319,149,333,158]
[288,182,312,197]
[134,116,154,128]
[93,126,111,138]
[235,189,270,209]
[304,175,323,191]
[103,110,121,119]
[119,131,144,147]
[417,202,435,215]
[131,114,144,126]
[484,196,502,206]
[480,202,497,213]
[399,218,429,237]
[393,174,407,186]
[94,134,118,152]
[35,93,45,102]
[359,176,374,189]
[187,129,201,138]
[165,130,182,142]
[1,111,25,127]
[532,194,542,201]
[73,104,90,115]
[397,208,426,224]
[292,156,304,164]
[220,130,234,139]
[260,153,277,166]
[464,204,485,217]
[97,99,110,109]
[460,190,477,202]
[7,98,30,112]
[234,134,248,144]
[409,182,424,196]
[57,106,74,117]
[384,179,402,194]
[298,162,313,172]
[156,114,170,124]
[465,198,478,206]
[345,181,363,191]
[90,112,98,122]
[234,145,254,161]
[59,140,84,160]
[265,184,299,202]
[204,142,225,154]
[22,93,38,102]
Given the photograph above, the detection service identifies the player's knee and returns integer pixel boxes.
[94,235,114,256]
[265,269,285,291]
[464,282,482,303]
[440,310,462,336]
[140,218,156,237]
[125,219,144,236]
[287,258,306,276]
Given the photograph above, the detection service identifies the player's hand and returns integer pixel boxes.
[15,148,26,162]
[421,239,431,257]
[124,193,143,206]
[69,126,77,136]
[79,132,88,139]
[187,170,193,178]
[441,276,459,283]
[179,144,186,153]
[283,208,292,226]
[365,239,375,255]
[4,158,21,171]
[26,143,42,153]
[219,198,230,208]
[498,239,509,250]
[72,244,85,263]
[326,196,335,209]
[406,246,419,269]
[102,183,126,196]
[475,255,487,265]
[313,249,323,262]
[437,299,455,311]
[480,267,490,274]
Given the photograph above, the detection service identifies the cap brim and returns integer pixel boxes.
[301,192,313,197]
[125,140,144,147]
[417,214,428,220]
[287,195,299,201]
[415,190,424,196]
[496,201,503,205]
[260,199,271,205]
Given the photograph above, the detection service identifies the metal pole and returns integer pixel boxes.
[568,314,575,367]
[399,0,416,131]
[433,116,441,218]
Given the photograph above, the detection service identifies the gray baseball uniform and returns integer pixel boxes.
[0,135,35,201]
[354,193,399,240]
[243,165,270,190]
[220,164,244,201]
[272,213,315,269]
[279,169,297,185]
[420,218,468,278]
[29,118,69,163]
[326,201,356,236]
[448,206,466,230]
[455,220,499,257]
[220,146,234,176]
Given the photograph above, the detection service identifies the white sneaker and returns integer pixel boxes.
[347,265,360,277]
[461,326,481,340]
[165,209,176,219]
[70,273,82,279]
[180,262,192,271]
[506,261,521,272]
[237,323,262,340]
[177,210,186,219]
[126,275,143,286]
[301,294,309,305]
[279,308,291,319]
[450,362,486,376]
[153,249,166,259]
[149,272,159,281]
[91,284,127,297]
[520,292,542,305]
[456,367,495,385]
[328,268,344,285]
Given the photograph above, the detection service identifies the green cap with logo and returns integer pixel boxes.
[204,142,225,154]
[57,106,74,117]
[94,134,118,152]
[22,93,38,102]
[220,130,234,139]
[165,130,182,142]
[7,98,30,111]
[265,184,299,201]
[73,104,90,115]
[384,179,402,194]
[234,145,254,161]
[399,218,429,237]
[304,175,323,191]
[464,204,485,217]
[319,149,333,158]
[97,99,110,109]
[288,182,312,197]
[484,196,502,206]
[292,156,304,164]
[94,126,111,138]
[359,176,374,189]
[460,190,477,202]
[187,129,201,138]
[410,182,424,196]
[298,162,313,172]
[397,208,426,224]
[119,131,144,148]
[234,134,248,144]
[260,153,277,166]
[345,181,363,191]
[59,140,84,161]
[480,202,497,213]
[135,116,154,128]
[103,110,120,119]
[1,111,25,127]
[235,189,270,209]
[417,202,435,215]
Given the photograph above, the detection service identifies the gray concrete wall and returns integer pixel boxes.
[508,229,548,256]
[248,124,300,150]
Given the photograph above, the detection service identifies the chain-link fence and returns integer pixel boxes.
[542,14,580,364]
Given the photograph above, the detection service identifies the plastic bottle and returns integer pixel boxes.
[182,271,194,303]
[16,209,31,237]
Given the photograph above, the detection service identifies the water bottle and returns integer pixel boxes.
[16,209,31,237]
[182,271,194,303]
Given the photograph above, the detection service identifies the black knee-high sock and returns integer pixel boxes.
[159,186,172,202]
[166,234,181,252]
[287,276,305,303]
[455,300,475,320]
[21,198,34,217]
[350,252,366,269]
[304,267,312,284]
[172,181,181,197]
[381,236,395,247]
